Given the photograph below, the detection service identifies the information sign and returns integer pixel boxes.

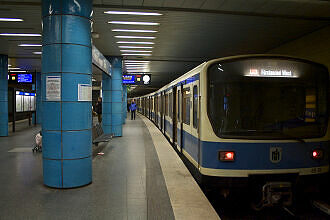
[122,74,151,85]
[17,74,32,83]
[46,76,61,101]
[78,84,92,101]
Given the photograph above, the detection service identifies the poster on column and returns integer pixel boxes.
[78,84,92,101]
[46,76,61,101]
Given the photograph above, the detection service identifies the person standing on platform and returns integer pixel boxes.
[130,100,137,120]
[95,97,102,123]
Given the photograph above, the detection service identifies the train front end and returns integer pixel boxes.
[200,56,329,208]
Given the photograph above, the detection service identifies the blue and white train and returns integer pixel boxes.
[135,55,329,208]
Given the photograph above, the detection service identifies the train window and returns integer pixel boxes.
[207,58,329,139]
[169,92,173,119]
[178,91,181,122]
[165,94,169,116]
[183,88,190,125]
[193,85,198,128]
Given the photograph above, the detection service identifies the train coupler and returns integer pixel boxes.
[252,182,293,210]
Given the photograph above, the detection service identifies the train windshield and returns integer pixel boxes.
[207,57,328,139]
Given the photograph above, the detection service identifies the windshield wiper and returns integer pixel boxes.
[267,130,305,143]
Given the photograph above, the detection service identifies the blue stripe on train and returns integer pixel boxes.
[165,118,329,170]
[200,140,329,170]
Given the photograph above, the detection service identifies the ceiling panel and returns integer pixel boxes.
[0,0,329,97]
[201,0,225,10]
[163,0,186,8]
[143,0,165,7]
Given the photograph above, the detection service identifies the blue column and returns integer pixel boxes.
[122,85,125,124]
[42,0,93,188]
[36,72,42,124]
[107,57,123,137]
[123,85,127,120]
[0,55,8,137]
[102,73,111,134]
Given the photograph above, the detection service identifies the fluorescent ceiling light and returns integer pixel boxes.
[8,67,20,70]
[115,36,155,39]
[122,53,152,56]
[119,46,153,49]
[125,63,149,65]
[125,64,150,66]
[104,11,162,16]
[0,33,41,37]
[125,60,150,62]
[125,63,150,65]
[112,29,157,33]
[121,50,152,53]
[108,21,159,26]
[19,44,42,47]
[125,63,149,67]
[125,65,149,67]
[8,64,11,67]
[9,70,26,72]
[0,18,23,22]
[117,41,154,44]
[33,52,42,54]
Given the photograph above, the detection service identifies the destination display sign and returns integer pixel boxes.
[246,68,297,78]
[123,74,151,85]
[17,74,33,83]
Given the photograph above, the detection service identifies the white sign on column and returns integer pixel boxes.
[78,84,92,101]
[46,76,61,101]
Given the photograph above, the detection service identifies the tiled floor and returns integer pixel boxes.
[0,115,174,220]
[0,114,219,220]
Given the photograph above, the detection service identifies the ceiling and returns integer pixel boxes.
[0,0,330,97]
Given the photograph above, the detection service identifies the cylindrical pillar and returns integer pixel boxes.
[36,72,42,124]
[0,55,8,137]
[107,57,123,137]
[122,85,125,124]
[41,0,93,188]
[102,73,112,134]
[124,85,127,120]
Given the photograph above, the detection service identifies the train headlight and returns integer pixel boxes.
[311,149,323,160]
[219,151,235,162]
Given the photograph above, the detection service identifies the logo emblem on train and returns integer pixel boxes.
[270,147,282,163]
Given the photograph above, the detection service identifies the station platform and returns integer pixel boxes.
[0,114,219,220]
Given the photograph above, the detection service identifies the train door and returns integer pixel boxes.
[182,84,191,154]
[177,85,183,152]
[158,94,161,128]
[191,80,200,167]
[160,93,163,131]
[173,86,177,145]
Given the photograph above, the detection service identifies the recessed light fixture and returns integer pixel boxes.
[125,64,150,66]
[125,62,150,64]
[0,33,41,37]
[9,70,27,73]
[117,41,154,45]
[122,53,152,56]
[112,29,157,33]
[121,50,152,53]
[8,67,20,70]
[125,60,150,62]
[19,44,42,47]
[125,66,149,68]
[119,46,153,49]
[33,52,42,55]
[108,21,159,26]
[0,18,24,22]
[104,11,162,16]
[115,36,156,39]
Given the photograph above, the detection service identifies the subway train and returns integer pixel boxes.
[135,55,329,209]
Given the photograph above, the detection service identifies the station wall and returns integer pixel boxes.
[268,26,330,70]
